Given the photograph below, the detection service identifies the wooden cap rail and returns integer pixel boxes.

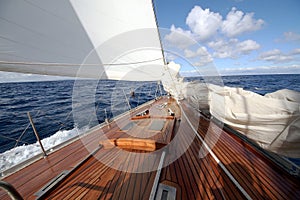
[99,138,165,152]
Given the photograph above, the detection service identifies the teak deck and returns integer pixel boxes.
[1,96,300,199]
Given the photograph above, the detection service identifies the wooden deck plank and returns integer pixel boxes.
[124,151,140,200]
[179,115,225,199]
[1,97,300,200]
[222,131,300,194]
[100,156,124,199]
[195,121,268,199]
[0,99,159,199]
[132,152,146,200]
[181,100,300,199]
[45,148,164,199]
[182,133,243,199]
[47,149,117,199]
[112,150,135,200]
[211,135,281,199]
[0,131,101,199]
[0,101,151,199]
[49,149,122,199]
[197,119,295,199]
[176,126,202,199]
[184,142,225,199]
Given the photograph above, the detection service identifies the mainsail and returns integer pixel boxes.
[0,0,169,81]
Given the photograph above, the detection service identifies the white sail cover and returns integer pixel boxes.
[0,0,166,81]
[161,61,184,99]
[185,82,300,158]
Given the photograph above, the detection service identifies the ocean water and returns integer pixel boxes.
[0,80,161,152]
[186,74,300,94]
[0,74,299,171]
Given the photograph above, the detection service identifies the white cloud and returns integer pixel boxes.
[184,47,213,66]
[219,64,300,75]
[184,46,209,58]
[164,6,263,61]
[208,38,260,58]
[275,32,300,43]
[208,39,234,58]
[291,48,300,55]
[186,6,222,41]
[283,32,300,42]
[180,63,220,77]
[164,25,196,49]
[165,52,178,61]
[179,69,198,77]
[258,49,294,63]
[221,7,264,37]
[184,6,264,40]
[164,6,299,72]
[236,40,260,53]
[0,71,74,83]
[181,64,300,76]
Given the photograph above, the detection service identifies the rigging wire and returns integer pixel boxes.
[0,110,40,147]
[12,108,74,148]
[0,134,29,146]
[13,123,31,148]
[14,110,41,147]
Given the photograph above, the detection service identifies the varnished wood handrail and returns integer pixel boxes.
[0,181,23,200]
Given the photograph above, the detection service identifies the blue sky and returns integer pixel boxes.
[154,0,300,76]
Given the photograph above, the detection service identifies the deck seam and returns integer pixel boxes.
[149,151,166,200]
[180,104,253,200]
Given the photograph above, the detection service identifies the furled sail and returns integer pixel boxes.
[184,82,300,158]
[0,0,166,81]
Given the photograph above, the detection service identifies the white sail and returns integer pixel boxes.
[184,82,300,158]
[0,0,166,81]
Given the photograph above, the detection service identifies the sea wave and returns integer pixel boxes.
[0,127,83,173]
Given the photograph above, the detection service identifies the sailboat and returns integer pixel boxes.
[0,0,300,199]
